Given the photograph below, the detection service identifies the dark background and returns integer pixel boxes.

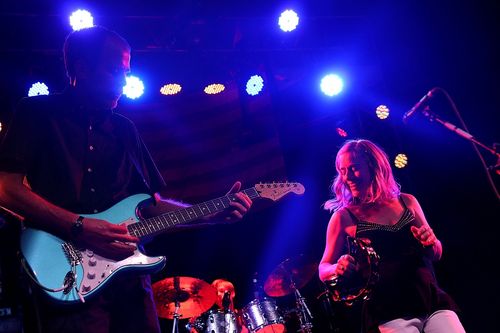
[0,1,499,332]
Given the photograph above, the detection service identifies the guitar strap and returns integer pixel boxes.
[128,150,152,194]
[123,125,157,197]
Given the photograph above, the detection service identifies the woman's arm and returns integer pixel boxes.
[319,209,357,281]
[403,193,443,261]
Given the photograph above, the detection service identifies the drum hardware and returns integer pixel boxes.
[239,272,283,333]
[263,254,317,333]
[152,276,217,333]
[292,284,313,333]
[242,297,285,333]
[189,309,241,333]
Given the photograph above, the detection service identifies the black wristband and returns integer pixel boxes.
[71,215,85,237]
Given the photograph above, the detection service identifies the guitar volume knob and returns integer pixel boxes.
[87,271,96,279]
[88,257,97,266]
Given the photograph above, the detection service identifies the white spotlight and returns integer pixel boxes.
[278,10,299,32]
[69,9,94,31]
[123,76,144,99]
[28,82,50,97]
[320,74,344,97]
[246,75,264,96]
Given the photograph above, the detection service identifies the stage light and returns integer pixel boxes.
[336,127,348,137]
[246,75,264,96]
[123,76,144,99]
[204,83,225,95]
[0,122,2,133]
[28,82,49,97]
[394,153,408,168]
[376,105,390,119]
[320,74,343,96]
[69,9,94,31]
[160,84,182,95]
[278,10,299,32]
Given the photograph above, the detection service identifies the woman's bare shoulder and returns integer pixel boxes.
[401,192,418,205]
[330,207,356,227]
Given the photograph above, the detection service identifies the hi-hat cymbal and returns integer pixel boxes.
[152,276,217,319]
[264,254,318,297]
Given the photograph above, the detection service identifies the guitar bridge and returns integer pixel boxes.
[62,242,82,266]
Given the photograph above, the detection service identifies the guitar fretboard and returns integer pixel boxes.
[127,187,260,238]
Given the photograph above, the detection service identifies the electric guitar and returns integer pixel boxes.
[20,182,305,303]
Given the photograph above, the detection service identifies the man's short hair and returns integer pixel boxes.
[63,25,130,80]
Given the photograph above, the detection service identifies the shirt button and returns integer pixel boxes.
[89,145,94,151]
[87,167,92,173]
[93,209,98,213]
[90,188,95,192]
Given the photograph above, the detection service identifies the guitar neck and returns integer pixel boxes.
[127,187,260,239]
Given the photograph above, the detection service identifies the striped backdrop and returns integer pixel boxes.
[125,80,287,203]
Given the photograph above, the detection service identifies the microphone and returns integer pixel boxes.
[222,291,231,310]
[403,88,438,123]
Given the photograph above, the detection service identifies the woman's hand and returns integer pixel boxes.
[334,254,357,278]
[410,225,437,247]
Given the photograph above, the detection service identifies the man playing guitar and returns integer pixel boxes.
[0,25,252,333]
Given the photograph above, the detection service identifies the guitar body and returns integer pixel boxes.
[20,193,166,303]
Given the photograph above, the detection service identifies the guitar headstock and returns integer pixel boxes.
[255,182,305,201]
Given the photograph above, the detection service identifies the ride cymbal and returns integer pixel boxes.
[264,254,318,297]
[152,276,217,319]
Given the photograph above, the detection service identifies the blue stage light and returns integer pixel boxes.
[28,82,49,97]
[123,76,144,99]
[278,10,299,32]
[320,74,344,96]
[246,75,264,96]
[69,9,94,31]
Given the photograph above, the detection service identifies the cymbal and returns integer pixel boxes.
[152,276,217,319]
[264,254,318,297]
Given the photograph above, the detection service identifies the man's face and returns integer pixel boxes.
[213,281,235,307]
[78,39,130,110]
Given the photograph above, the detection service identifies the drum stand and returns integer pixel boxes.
[292,283,314,333]
[171,300,181,333]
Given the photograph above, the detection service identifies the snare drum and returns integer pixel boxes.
[242,298,285,333]
[191,309,241,333]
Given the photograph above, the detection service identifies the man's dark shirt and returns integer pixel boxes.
[0,89,165,214]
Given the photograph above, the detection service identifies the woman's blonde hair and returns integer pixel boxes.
[324,139,400,212]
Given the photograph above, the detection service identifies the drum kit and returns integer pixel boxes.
[152,255,317,333]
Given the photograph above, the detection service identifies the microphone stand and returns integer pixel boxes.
[421,107,500,159]
[421,107,500,200]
